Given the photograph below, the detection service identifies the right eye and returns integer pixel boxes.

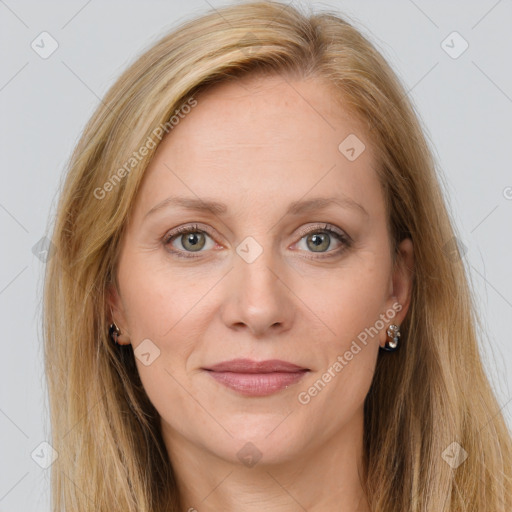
[163,224,217,258]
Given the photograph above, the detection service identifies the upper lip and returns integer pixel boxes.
[203,358,309,373]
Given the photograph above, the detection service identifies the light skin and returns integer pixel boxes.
[109,74,414,511]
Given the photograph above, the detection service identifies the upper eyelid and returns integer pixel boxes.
[294,223,349,241]
[164,223,217,243]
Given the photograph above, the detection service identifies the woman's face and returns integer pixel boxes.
[111,74,413,467]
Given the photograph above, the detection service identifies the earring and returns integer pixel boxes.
[109,322,122,344]
[381,324,401,352]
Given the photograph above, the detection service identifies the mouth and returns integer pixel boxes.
[202,358,310,397]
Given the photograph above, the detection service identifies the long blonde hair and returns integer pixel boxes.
[43,1,512,510]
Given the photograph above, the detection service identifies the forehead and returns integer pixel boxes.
[134,74,381,221]
[171,74,366,156]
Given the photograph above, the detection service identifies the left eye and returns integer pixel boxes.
[295,228,346,253]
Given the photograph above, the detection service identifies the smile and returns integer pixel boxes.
[202,358,310,397]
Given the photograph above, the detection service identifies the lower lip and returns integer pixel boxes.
[205,370,308,396]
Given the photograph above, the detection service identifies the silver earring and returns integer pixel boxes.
[109,322,121,344]
[381,324,400,352]
[109,321,130,345]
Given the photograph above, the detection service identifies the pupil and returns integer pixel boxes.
[183,232,205,251]
[308,233,329,252]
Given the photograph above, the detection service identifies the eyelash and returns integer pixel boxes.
[162,223,351,260]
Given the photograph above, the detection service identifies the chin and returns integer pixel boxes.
[208,418,310,466]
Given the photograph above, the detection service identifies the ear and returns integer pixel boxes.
[106,284,131,345]
[381,237,414,346]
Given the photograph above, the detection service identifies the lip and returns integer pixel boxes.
[203,359,310,397]
[204,358,308,373]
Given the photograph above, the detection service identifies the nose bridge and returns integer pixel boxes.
[235,233,282,302]
[222,232,293,335]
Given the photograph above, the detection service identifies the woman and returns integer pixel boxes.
[43,1,512,510]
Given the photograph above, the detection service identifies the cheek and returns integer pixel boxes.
[116,255,203,419]
[291,248,390,401]
[116,251,219,397]
[117,249,212,340]
[291,260,388,431]
[296,250,391,348]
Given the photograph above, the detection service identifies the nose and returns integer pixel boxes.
[220,242,295,338]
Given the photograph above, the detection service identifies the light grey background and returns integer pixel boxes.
[1,0,511,510]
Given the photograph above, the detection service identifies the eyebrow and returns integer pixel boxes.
[144,195,369,219]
